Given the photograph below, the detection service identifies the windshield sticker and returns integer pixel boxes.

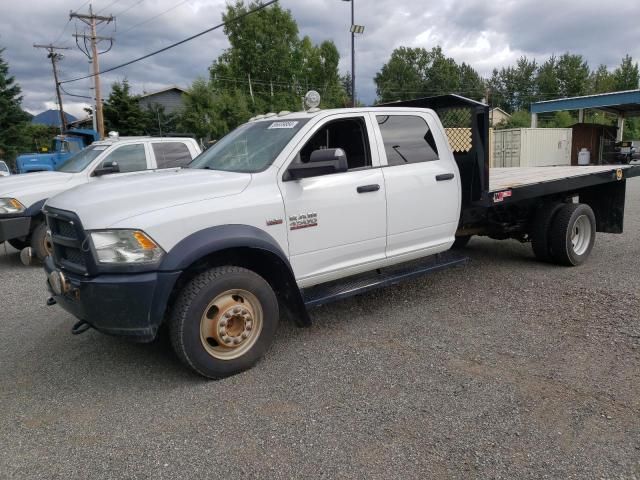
[268,121,299,130]
[93,146,108,150]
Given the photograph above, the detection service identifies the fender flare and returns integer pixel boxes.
[25,199,48,218]
[159,224,310,326]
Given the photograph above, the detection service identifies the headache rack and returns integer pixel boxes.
[378,94,490,206]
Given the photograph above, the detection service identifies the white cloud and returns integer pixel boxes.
[1,0,639,113]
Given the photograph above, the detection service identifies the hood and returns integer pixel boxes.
[46,168,252,229]
[0,171,75,206]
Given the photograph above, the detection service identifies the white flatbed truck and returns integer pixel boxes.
[40,94,640,378]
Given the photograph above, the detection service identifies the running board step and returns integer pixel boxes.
[302,252,469,308]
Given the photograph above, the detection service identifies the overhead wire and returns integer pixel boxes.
[117,0,192,35]
[59,0,278,85]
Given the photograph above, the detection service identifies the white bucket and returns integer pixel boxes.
[578,148,590,166]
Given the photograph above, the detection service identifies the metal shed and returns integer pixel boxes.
[530,89,640,141]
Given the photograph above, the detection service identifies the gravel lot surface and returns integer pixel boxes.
[1,180,639,479]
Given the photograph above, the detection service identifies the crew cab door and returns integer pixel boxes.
[279,114,387,287]
[150,140,199,169]
[371,112,460,260]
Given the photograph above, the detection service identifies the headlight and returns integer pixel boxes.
[0,198,25,215]
[90,230,165,265]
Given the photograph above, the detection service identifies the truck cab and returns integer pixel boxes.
[42,104,462,379]
[16,129,99,173]
[0,136,201,260]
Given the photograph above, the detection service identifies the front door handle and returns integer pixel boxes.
[357,184,380,193]
[436,173,455,181]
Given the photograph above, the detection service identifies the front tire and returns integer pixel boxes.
[549,203,596,266]
[169,266,279,379]
[452,235,472,249]
[30,222,52,261]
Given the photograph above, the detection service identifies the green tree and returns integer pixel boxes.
[556,53,590,97]
[374,46,484,103]
[103,80,150,135]
[488,57,537,112]
[497,110,531,129]
[535,55,560,101]
[0,48,29,168]
[209,1,346,116]
[589,64,616,93]
[613,55,640,91]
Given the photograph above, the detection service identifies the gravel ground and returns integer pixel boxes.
[1,180,639,480]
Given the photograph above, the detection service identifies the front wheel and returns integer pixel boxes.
[549,203,596,266]
[30,222,52,261]
[169,266,279,379]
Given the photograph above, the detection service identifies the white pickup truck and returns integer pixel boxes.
[42,95,640,379]
[0,136,200,260]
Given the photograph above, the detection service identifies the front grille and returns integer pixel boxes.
[61,246,87,268]
[45,208,89,274]
[54,219,77,239]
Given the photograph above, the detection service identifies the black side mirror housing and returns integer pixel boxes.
[94,161,120,177]
[285,148,348,180]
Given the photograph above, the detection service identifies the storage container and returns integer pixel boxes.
[492,128,573,168]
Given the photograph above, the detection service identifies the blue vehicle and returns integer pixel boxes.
[16,129,99,173]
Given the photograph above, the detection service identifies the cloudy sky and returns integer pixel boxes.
[1,0,639,118]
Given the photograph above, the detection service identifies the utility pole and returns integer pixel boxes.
[34,44,71,134]
[70,4,114,139]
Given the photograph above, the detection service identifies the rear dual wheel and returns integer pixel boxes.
[169,266,279,379]
[531,202,596,266]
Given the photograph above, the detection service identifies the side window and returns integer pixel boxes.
[377,115,439,166]
[101,144,147,173]
[67,141,82,154]
[152,142,193,169]
[297,117,371,170]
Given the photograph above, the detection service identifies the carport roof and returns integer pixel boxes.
[530,89,640,116]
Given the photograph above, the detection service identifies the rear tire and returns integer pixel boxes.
[530,202,564,262]
[549,203,596,266]
[452,235,472,249]
[30,222,52,261]
[169,266,279,379]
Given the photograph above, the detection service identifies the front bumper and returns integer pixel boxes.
[0,216,31,243]
[44,256,181,342]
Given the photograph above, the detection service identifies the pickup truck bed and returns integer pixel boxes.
[489,165,639,192]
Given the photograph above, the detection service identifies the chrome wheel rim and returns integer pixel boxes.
[571,215,591,256]
[199,289,263,361]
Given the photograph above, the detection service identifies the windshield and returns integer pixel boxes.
[0,162,8,173]
[189,119,309,173]
[56,145,106,173]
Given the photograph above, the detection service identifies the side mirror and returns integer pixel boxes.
[93,161,120,176]
[286,148,348,180]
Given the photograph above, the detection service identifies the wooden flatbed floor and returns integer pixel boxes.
[489,165,633,192]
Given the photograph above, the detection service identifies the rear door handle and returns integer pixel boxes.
[436,173,455,181]
[357,184,380,193]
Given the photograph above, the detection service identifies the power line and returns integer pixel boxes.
[59,0,278,85]
[118,0,191,35]
[96,0,124,14]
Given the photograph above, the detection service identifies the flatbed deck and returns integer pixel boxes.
[489,165,636,192]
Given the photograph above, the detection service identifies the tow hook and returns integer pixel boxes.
[20,247,34,266]
[46,297,57,306]
[71,320,92,335]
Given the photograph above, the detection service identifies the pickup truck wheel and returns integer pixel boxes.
[169,266,279,379]
[452,235,471,249]
[30,223,52,261]
[530,202,564,262]
[549,203,596,266]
